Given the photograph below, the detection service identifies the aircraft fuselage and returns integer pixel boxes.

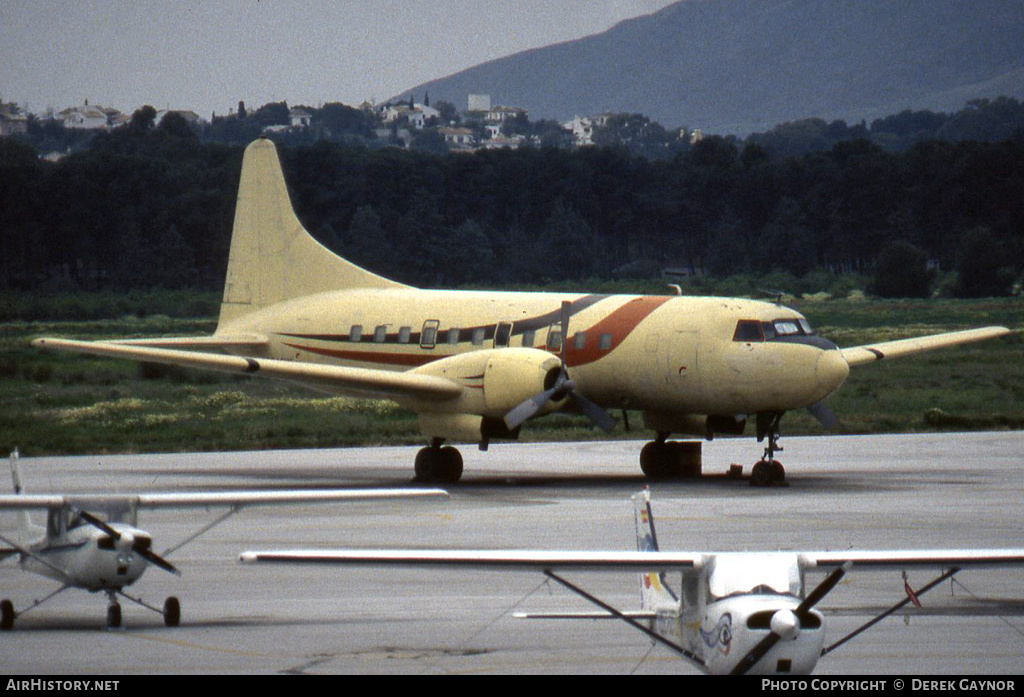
[221,288,850,422]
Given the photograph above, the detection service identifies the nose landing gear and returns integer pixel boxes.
[751,412,786,487]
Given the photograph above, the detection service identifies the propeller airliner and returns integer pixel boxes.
[33,138,1012,483]
[240,488,1024,675]
[0,449,446,629]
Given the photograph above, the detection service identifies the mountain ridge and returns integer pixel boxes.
[398,0,1024,134]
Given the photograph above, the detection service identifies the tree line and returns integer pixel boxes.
[1,101,1022,300]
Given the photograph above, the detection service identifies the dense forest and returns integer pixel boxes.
[1,100,1022,305]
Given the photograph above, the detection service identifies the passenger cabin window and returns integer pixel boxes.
[349,325,363,343]
[398,326,411,344]
[573,333,586,350]
[521,329,536,348]
[599,333,613,350]
[447,328,460,345]
[374,325,387,343]
[733,320,765,342]
[472,328,485,346]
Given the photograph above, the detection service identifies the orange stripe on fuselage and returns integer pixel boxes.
[564,296,670,367]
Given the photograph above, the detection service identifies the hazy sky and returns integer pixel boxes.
[1,0,678,118]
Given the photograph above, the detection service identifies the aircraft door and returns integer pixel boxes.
[493,322,513,348]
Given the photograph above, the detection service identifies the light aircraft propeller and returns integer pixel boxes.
[77,509,180,575]
[730,562,850,675]
[504,301,616,433]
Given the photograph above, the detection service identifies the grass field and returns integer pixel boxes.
[1,296,1021,456]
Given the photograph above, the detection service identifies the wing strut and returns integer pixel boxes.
[160,506,241,558]
[821,567,960,656]
[543,570,706,671]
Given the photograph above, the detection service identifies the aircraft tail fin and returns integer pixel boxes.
[632,487,677,609]
[217,138,407,330]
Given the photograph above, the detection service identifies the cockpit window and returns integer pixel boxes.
[773,320,801,336]
[733,320,765,342]
[771,318,815,337]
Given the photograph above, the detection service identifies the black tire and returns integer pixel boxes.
[750,460,773,487]
[107,603,122,628]
[438,446,463,483]
[163,596,181,627]
[413,446,437,481]
[1,599,14,630]
[639,442,669,479]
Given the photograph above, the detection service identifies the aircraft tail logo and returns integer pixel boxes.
[632,487,676,609]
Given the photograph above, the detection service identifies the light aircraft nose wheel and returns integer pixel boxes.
[1,598,14,630]
[413,441,463,483]
[750,459,785,486]
[106,601,122,628]
[163,596,181,627]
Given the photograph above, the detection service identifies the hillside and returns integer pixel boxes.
[400,0,1024,133]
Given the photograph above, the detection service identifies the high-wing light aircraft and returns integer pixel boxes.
[0,449,446,629]
[33,138,1012,484]
[240,488,1024,675]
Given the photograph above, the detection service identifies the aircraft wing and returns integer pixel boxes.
[840,326,1011,367]
[0,489,447,512]
[239,547,1024,572]
[31,338,462,400]
[804,549,1024,569]
[240,549,703,570]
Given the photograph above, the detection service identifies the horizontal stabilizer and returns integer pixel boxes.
[513,610,657,620]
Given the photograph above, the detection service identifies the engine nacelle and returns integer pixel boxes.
[406,347,565,420]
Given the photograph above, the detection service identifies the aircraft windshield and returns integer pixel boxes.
[707,553,802,601]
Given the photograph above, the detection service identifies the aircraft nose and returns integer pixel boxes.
[770,608,801,641]
[815,348,849,395]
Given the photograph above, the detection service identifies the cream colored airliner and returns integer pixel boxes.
[34,139,1011,484]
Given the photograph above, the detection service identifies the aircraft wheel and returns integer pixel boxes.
[750,460,773,487]
[107,602,122,628]
[438,446,463,483]
[163,596,181,627]
[414,446,464,483]
[1,599,14,630]
[770,459,785,483]
[639,442,670,479]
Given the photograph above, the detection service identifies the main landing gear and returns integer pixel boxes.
[104,590,181,629]
[639,435,702,479]
[750,411,786,487]
[413,439,464,483]
[0,590,180,630]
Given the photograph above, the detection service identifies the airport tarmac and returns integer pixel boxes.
[1,431,1023,675]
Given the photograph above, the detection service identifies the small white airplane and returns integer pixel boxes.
[240,488,1024,675]
[32,138,1013,484]
[0,449,446,629]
